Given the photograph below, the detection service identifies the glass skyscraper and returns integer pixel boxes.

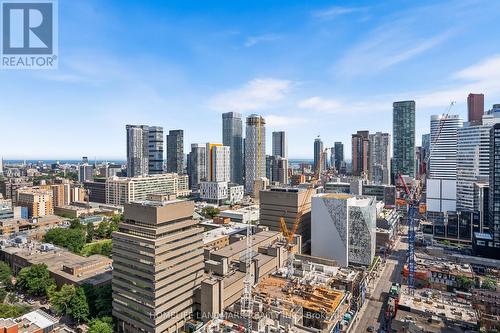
[222,112,243,185]
[392,100,416,180]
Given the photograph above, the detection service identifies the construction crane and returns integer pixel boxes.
[398,101,455,297]
[279,147,328,277]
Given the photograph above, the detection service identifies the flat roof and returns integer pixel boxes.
[211,230,279,258]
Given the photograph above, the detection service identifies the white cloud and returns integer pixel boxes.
[298,96,342,113]
[312,6,368,19]
[208,78,292,112]
[265,114,307,127]
[244,34,280,47]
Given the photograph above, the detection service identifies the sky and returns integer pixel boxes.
[1,0,500,160]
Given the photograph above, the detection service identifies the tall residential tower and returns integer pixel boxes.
[245,115,266,192]
[392,101,416,180]
[222,112,243,185]
[167,130,184,174]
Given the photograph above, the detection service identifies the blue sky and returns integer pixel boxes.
[2,0,500,159]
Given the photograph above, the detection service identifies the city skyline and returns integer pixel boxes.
[2,0,500,160]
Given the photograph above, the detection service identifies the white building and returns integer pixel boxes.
[245,115,266,192]
[199,182,244,204]
[456,112,500,210]
[105,174,190,205]
[311,193,376,267]
[199,181,228,203]
[209,145,231,183]
[427,114,463,214]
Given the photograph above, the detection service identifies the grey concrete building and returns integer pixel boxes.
[112,197,204,333]
[259,188,315,253]
[222,112,243,185]
[272,131,287,159]
[187,143,207,190]
[167,130,184,174]
[126,125,164,177]
[369,132,391,184]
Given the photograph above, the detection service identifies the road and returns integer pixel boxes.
[350,228,408,333]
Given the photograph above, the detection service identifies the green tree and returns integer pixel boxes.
[50,284,89,323]
[88,317,113,333]
[82,284,112,318]
[106,220,118,238]
[201,206,220,219]
[97,221,109,239]
[482,277,497,290]
[86,222,95,243]
[0,303,31,318]
[44,228,86,253]
[16,264,55,296]
[0,261,13,289]
[456,275,474,291]
[69,218,83,230]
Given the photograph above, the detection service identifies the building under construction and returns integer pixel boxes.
[200,255,363,333]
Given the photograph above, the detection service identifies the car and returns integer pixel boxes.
[367,326,375,332]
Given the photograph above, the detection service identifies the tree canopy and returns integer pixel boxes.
[16,264,55,296]
[50,284,89,323]
[88,317,113,333]
[44,228,86,253]
[201,206,220,219]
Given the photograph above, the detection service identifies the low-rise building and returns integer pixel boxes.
[218,205,259,224]
[0,215,65,239]
[0,243,112,287]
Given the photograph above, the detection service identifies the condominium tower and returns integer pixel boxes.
[148,126,164,174]
[222,112,243,185]
[351,131,370,177]
[369,132,391,184]
[489,123,500,245]
[272,131,287,159]
[126,125,149,177]
[467,93,484,124]
[392,101,416,179]
[334,142,344,172]
[245,114,266,192]
[187,144,206,190]
[313,136,324,175]
[166,130,184,174]
[112,197,204,333]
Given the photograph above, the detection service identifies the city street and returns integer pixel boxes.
[350,229,408,333]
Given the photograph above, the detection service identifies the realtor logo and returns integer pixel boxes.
[1,0,58,69]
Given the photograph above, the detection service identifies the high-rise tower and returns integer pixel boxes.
[167,130,184,174]
[245,114,266,193]
[222,112,243,185]
[393,101,416,180]
[272,131,287,159]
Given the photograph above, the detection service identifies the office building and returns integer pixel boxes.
[259,188,314,253]
[489,123,500,245]
[313,136,324,175]
[272,131,287,159]
[428,114,463,180]
[456,117,498,210]
[126,125,149,177]
[16,188,54,218]
[206,144,230,183]
[393,100,416,179]
[112,197,204,333]
[468,93,484,124]
[78,164,93,183]
[334,142,344,172]
[222,112,244,185]
[83,179,106,204]
[105,174,190,205]
[148,126,164,174]
[166,130,184,174]
[187,143,206,190]
[311,193,376,266]
[352,131,370,177]
[245,114,266,193]
[369,132,391,184]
